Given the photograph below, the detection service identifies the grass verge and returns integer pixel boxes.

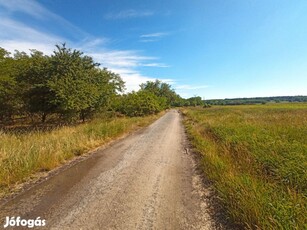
[182,104,307,229]
[0,113,163,198]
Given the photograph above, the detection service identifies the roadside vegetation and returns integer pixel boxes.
[0,113,162,197]
[0,44,182,197]
[182,103,307,229]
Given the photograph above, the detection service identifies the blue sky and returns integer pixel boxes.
[0,0,306,99]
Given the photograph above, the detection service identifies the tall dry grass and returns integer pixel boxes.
[183,103,307,229]
[0,114,161,197]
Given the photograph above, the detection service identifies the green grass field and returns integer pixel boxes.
[0,114,162,198]
[182,103,307,229]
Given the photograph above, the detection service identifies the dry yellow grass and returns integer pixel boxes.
[0,114,162,197]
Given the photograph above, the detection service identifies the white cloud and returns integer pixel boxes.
[105,9,154,20]
[139,32,170,42]
[140,32,169,38]
[0,0,89,39]
[1,41,55,55]
[103,67,174,92]
[142,63,170,68]
[89,50,172,91]
[175,85,209,90]
[1,19,56,41]
[0,18,64,54]
[76,38,108,50]
[90,50,156,68]
[109,68,156,92]
[0,0,48,19]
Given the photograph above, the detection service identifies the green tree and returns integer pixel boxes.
[187,96,204,106]
[0,48,21,120]
[47,44,125,122]
[140,79,179,108]
[79,68,125,121]
[117,91,162,117]
[15,50,58,122]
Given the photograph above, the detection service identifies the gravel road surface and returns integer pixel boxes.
[1,110,218,229]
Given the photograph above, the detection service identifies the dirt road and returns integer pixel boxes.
[1,110,218,229]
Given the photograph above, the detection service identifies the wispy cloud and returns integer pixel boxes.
[139,39,156,43]
[0,0,89,39]
[0,17,64,54]
[105,9,154,20]
[140,32,169,38]
[76,38,108,51]
[140,32,169,42]
[105,68,156,91]
[90,50,156,68]
[89,51,171,91]
[175,85,210,90]
[142,63,170,68]
[0,0,48,19]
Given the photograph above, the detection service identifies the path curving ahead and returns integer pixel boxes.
[1,110,217,229]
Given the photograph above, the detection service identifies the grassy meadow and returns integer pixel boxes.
[182,103,307,229]
[0,113,162,198]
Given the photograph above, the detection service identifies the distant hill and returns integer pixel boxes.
[205,96,307,105]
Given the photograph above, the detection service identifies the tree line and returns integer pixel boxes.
[206,96,307,106]
[0,44,202,123]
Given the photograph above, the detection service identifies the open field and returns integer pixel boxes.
[182,103,307,229]
[0,113,162,198]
